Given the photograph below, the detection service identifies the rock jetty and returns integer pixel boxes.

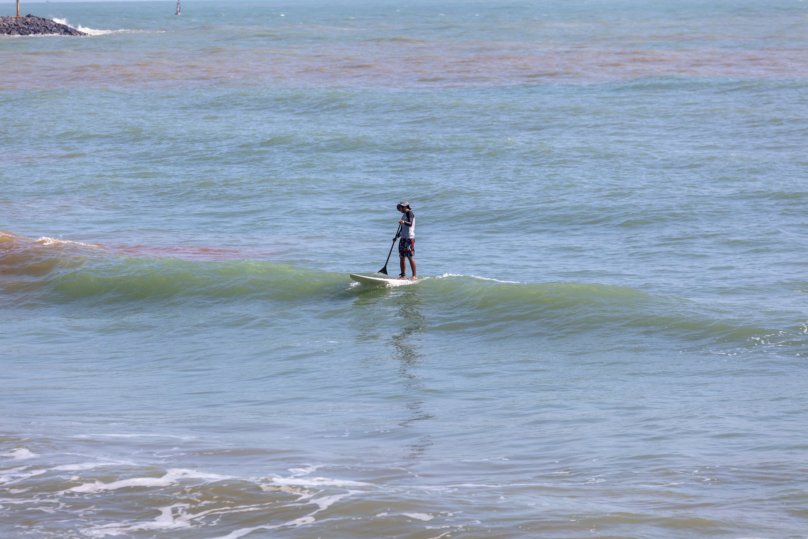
[0,15,86,36]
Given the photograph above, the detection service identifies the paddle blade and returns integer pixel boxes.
[378,266,388,275]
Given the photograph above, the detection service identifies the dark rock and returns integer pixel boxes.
[0,15,87,36]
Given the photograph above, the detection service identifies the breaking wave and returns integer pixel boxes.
[52,18,125,36]
[0,448,376,539]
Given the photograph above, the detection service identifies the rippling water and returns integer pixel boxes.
[2,1,808,537]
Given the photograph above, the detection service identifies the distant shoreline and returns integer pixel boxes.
[0,14,86,36]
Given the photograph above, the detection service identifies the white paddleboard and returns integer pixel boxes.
[350,273,419,287]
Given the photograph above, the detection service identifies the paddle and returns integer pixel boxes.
[379,224,402,275]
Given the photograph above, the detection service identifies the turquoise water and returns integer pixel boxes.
[2,1,808,537]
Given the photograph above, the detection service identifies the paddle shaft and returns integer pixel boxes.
[379,224,402,274]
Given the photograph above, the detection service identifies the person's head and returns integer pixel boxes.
[396,201,411,212]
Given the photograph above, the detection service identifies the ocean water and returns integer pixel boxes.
[2,1,808,537]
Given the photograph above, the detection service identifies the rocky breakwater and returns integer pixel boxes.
[0,15,86,36]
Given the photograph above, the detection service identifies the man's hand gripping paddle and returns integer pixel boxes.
[379,224,402,275]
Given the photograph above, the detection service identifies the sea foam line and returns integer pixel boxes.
[214,492,356,539]
[67,468,233,494]
[82,504,192,537]
[76,466,366,539]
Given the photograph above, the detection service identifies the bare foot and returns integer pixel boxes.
[398,275,407,280]
[410,276,418,280]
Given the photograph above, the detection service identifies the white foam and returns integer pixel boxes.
[2,448,38,460]
[309,492,350,511]
[215,492,352,539]
[53,462,119,472]
[36,236,102,248]
[265,476,368,488]
[288,465,321,476]
[75,25,114,36]
[61,464,362,538]
[215,514,313,539]
[0,466,46,486]
[404,513,434,521]
[426,530,455,539]
[85,501,271,537]
[0,495,57,506]
[82,504,192,537]
[52,18,115,36]
[69,468,232,494]
[70,477,174,493]
[266,465,368,488]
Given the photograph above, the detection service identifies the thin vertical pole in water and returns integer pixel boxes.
[175,1,181,16]
[16,0,20,17]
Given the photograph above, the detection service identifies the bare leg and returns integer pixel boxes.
[399,257,407,279]
[408,257,417,279]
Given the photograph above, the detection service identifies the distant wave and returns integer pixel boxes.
[369,36,427,43]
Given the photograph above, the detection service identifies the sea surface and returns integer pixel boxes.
[2,1,808,537]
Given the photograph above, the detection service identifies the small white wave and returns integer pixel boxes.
[37,236,103,248]
[404,513,434,521]
[261,465,367,489]
[52,18,115,36]
[437,273,522,284]
[264,475,368,488]
[76,25,115,36]
[2,448,38,461]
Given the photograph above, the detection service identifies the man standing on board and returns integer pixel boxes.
[395,201,417,280]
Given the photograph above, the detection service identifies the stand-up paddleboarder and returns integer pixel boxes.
[395,201,416,280]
